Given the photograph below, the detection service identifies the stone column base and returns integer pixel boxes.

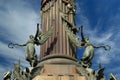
[33,76,86,80]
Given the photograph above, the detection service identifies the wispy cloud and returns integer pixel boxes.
[0,0,120,79]
[0,0,40,79]
[76,0,120,75]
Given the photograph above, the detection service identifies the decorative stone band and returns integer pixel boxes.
[37,54,78,67]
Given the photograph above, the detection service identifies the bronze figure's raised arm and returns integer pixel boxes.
[79,26,111,67]
[8,23,54,67]
[11,35,37,67]
[64,25,111,68]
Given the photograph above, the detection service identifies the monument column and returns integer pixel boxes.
[33,0,87,79]
[40,0,76,59]
[4,0,114,80]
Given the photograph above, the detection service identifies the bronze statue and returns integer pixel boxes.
[95,64,106,80]
[60,0,78,34]
[3,71,12,80]
[64,25,111,67]
[109,73,117,80]
[66,0,77,33]
[8,23,54,67]
[22,67,34,80]
[79,26,110,67]
[62,0,76,14]
[12,59,32,80]
[12,59,25,80]
[67,0,76,14]
[14,34,38,67]
[3,59,32,80]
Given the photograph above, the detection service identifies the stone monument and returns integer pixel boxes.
[4,0,117,80]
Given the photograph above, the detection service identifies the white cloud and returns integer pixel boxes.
[76,2,120,67]
[95,49,111,64]
[0,0,40,40]
[106,67,120,79]
[0,0,120,79]
[115,73,120,80]
[0,0,40,79]
[90,27,120,65]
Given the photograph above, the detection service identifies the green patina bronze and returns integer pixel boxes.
[64,25,111,68]
[8,23,54,67]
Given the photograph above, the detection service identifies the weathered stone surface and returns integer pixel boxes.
[32,64,87,80]
[40,0,76,59]
[33,76,86,80]
[40,64,79,76]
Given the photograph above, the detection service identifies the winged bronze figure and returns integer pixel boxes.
[8,23,54,67]
[64,25,111,68]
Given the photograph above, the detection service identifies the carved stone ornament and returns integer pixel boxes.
[62,0,70,4]
[42,0,47,6]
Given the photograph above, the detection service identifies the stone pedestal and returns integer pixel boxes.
[40,64,79,76]
[31,55,87,80]
[33,76,86,80]
[33,64,86,80]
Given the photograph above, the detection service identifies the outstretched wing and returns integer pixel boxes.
[37,26,54,45]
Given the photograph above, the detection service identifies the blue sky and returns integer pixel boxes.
[0,0,120,79]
